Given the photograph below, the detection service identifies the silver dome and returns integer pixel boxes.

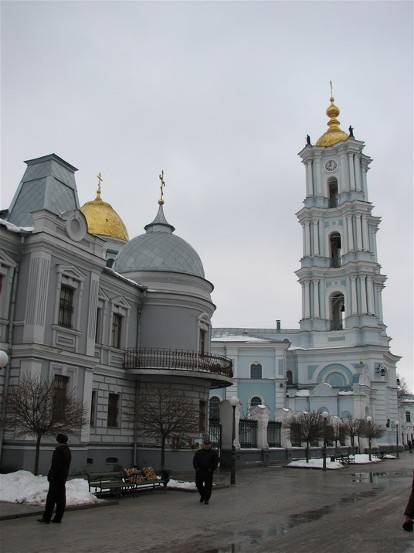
[113,205,205,278]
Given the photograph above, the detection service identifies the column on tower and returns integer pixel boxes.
[348,153,356,191]
[304,222,311,256]
[362,215,369,251]
[366,276,375,315]
[354,154,362,191]
[303,280,311,319]
[351,276,358,314]
[355,214,363,250]
[339,151,348,194]
[314,156,322,195]
[359,275,367,314]
[313,279,320,318]
[361,164,369,199]
[312,220,319,255]
[346,215,354,251]
[306,160,313,196]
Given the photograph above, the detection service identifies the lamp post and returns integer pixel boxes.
[322,411,329,471]
[0,350,8,369]
[229,396,239,485]
[366,416,372,461]
[395,420,399,458]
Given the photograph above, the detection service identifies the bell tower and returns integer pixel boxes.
[295,94,389,346]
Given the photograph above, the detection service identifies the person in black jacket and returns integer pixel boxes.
[403,469,414,532]
[37,434,72,524]
[193,438,219,505]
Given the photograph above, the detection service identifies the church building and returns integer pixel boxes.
[211,94,401,450]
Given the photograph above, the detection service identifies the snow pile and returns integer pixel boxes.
[287,453,390,470]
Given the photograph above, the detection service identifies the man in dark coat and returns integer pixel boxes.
[403,469,414,532]
[37,434,72,524]
[193,438,219,505]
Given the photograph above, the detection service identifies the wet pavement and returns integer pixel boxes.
[1,454,414,553]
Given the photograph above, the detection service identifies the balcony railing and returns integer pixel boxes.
[124,348,233,378]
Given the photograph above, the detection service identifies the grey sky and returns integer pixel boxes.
[1,1,413,389]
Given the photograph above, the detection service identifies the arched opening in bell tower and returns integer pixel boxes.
[329,232,342,268]
[330,292,345,330]
[328,177,338,208]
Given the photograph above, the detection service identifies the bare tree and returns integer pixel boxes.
[286,411,324,462]
[2,374,87,475]
[397,375,410,398]
[359,419,385,441]
[126,382,199,471]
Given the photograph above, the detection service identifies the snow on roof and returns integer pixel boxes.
[0,218,33,233]
[295,389,310,397]
[211,334,269,342]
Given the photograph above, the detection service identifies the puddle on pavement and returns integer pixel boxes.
[201,473,388,553]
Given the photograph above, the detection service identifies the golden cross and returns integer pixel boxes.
[158,170,165,204]
[96,172,103,195]
[330,80,333,99]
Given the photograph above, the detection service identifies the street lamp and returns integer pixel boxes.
[395,420,399,458]
[322,411,329,471]
[229,396,239,485]
[366,416,372,461]
[0,350,8,369]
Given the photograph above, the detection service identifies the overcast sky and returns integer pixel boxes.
[1,1,413,389]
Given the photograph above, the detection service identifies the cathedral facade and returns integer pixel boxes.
[211,95,401,450]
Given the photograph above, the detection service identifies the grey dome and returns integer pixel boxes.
[113,205,205,278]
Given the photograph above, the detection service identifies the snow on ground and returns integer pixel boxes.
[0,455,394,505]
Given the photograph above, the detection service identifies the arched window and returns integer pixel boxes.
[329,232,341,268]
[250,363,262,379]
[209,396,220,422]
[330,292,345,330]
[328,177,338,208]
[250,396,262,408]
[286,370,293,385]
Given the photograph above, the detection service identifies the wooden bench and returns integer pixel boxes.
[335,454,355,465]
[87,470,168,497]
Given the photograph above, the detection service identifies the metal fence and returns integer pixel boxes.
[239,419,257,448]
[267,421,282,447]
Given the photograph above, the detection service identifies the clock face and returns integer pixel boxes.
[325,160,337,172]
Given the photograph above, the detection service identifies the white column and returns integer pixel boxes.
[339,152,347,193]
[314,157,321,195]
[356,214,363,250]
[306,161,313,197]
[304,281,311,318]
[313,279,320,318]
[354,154,362,191]
[361,167,368,200]
[304,222,311,256]
[312,221,319,255]
[362,215,369,251]
[360,275,367,314]
[347,215,354,251]
[348,153,356,190]
[351,276,358,314]
[366,276,375,314]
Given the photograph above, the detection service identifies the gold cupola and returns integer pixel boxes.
[80,173,129,241]
[316,95,349,147]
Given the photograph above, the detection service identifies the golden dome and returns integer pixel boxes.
[316,96,349,147]
[80,175,129,241]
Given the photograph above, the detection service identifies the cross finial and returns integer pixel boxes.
[330,80,334,99]
[158,170,165,205]
[96,172,103,197]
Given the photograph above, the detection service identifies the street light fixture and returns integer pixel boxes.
[395,420,400,458]
[229,396,239,485]
[366,416,372,461]
[322,411,329,471]
[0,350,8,369]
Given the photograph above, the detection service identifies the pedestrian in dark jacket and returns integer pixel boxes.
[403,469,414,532]
[193,438,219,505]
[37,434,72,524]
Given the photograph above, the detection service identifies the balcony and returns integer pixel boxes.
[123,348,233,388]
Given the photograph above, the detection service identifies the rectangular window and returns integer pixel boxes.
[250,364,262,379]
[58,285,74,328]
[199,399,206,432]
[107,393,119,427]
[53,375,69,422]
[112,314,123,348]
[406,411,411,423]
[199,329,206,355]
[90,390,97,426]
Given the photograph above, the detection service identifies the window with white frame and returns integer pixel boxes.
[250,363,262,379]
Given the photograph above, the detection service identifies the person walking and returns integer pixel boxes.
[403,469,414,532]
[193,438,219,505]
[37,434,72,524]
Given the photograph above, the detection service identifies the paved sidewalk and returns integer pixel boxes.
[1,455,414,553]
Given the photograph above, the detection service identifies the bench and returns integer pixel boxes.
[335,454,355,465]
[87,468,168,498]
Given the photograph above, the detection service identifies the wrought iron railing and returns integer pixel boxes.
[123,348,233,378]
